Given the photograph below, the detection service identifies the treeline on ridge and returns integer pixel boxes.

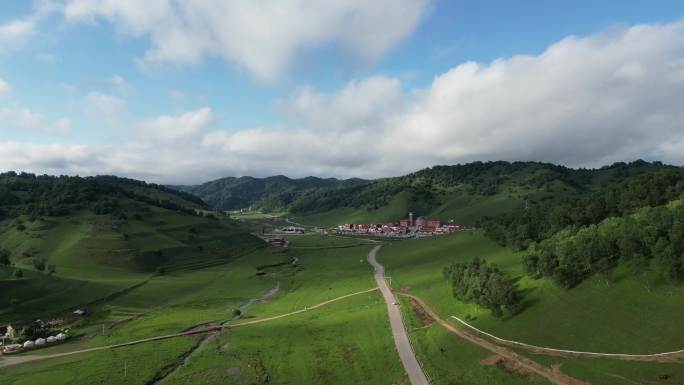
[0,172,209,220]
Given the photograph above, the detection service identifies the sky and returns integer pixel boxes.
[1,1,684,184]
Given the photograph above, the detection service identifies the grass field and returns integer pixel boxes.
[0,197,263,324]
[160,293,406,385]
[0,234,388,384]
[0,337,198,385]
[378,232,684,383]
[398,296,551,385]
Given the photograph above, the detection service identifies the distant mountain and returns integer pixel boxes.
[171,175,369,211]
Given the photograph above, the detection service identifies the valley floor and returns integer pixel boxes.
[2,232,684,385]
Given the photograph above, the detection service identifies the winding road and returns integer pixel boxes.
[367,245,430,385]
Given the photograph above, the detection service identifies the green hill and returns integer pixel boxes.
[172,175,368,211]
[288,160,676,226]
[0,172,264,322]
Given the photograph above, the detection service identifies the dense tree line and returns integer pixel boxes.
[523,203,684,288]
[288,160,673,214]
[443,257,521,318]
[0,172,209,220]
[482,168,684,250]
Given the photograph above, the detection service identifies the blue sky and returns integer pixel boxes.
[1,1,684,183]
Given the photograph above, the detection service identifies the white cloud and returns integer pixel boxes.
[63,0,430,81]
[0,1,60,54]
[4,21,684,183]
[0,107,72,134]
[84,91,126,123]
[0,78,10,94]
[0,18,37,53]
[138,107,216,141]
[101,74,128,91]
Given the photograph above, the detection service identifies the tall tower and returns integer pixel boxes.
[409,212,414,227]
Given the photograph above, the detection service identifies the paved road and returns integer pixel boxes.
[367,245,430,385]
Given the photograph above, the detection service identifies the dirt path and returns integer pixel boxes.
[0,287,378,370]
[399,293,589,385]
[368,245,430,385]
[448,315,684,362]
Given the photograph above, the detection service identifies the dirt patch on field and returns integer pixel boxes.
[551,364,595,385]
[481,355,536,378]
[409,298,434,326]
[399,293,591,385]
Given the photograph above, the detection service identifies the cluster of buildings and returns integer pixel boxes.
[275,226,305,234]
[1,324,69,354]
[336,212,464,238]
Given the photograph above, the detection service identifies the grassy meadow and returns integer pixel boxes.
[378,231,684,383]
[0,234,391,385]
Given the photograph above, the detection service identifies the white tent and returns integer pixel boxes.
[3,344,22,352]
[35,338,46,346]
[46,336,57,343]
[56,333,68,341]
[23,340,35,348]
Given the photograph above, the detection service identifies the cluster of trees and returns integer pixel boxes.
[0,172,209,220]
[443,257,521,318]
[523,203,684,288]
[483,169,684,250]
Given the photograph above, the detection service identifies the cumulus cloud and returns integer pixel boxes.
[63,0,430,81]
[0,107,72,134]
[0,1,59,54]
[4,21,684,183]
[138,107,216,141]
[84,91,126,123]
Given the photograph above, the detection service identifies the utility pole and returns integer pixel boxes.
[102,324,105,336]
[385,276,392,287]
[124,360,127,378]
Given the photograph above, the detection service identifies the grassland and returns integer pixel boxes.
[160,293,406,385]
[0,234,397,384]
[0,195,263,323]
[398,296,551,385]
[0,337,197,385]
[378,232,684,383]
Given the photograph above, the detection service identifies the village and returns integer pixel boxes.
[334,212,464,238]
[0,309,83,355]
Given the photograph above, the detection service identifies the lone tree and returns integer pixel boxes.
[232,308,242,319]
[0,249,10,267]
[33,258,46,272]
[47,264,57,275]
[13,269,23,278]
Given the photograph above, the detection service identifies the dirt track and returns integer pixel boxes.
[448,314,684,362]
[399,293,590,385]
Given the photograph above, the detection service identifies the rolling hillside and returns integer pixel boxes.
[0,172,264,322]
[288,160,676,226]
[172,175,368,211]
